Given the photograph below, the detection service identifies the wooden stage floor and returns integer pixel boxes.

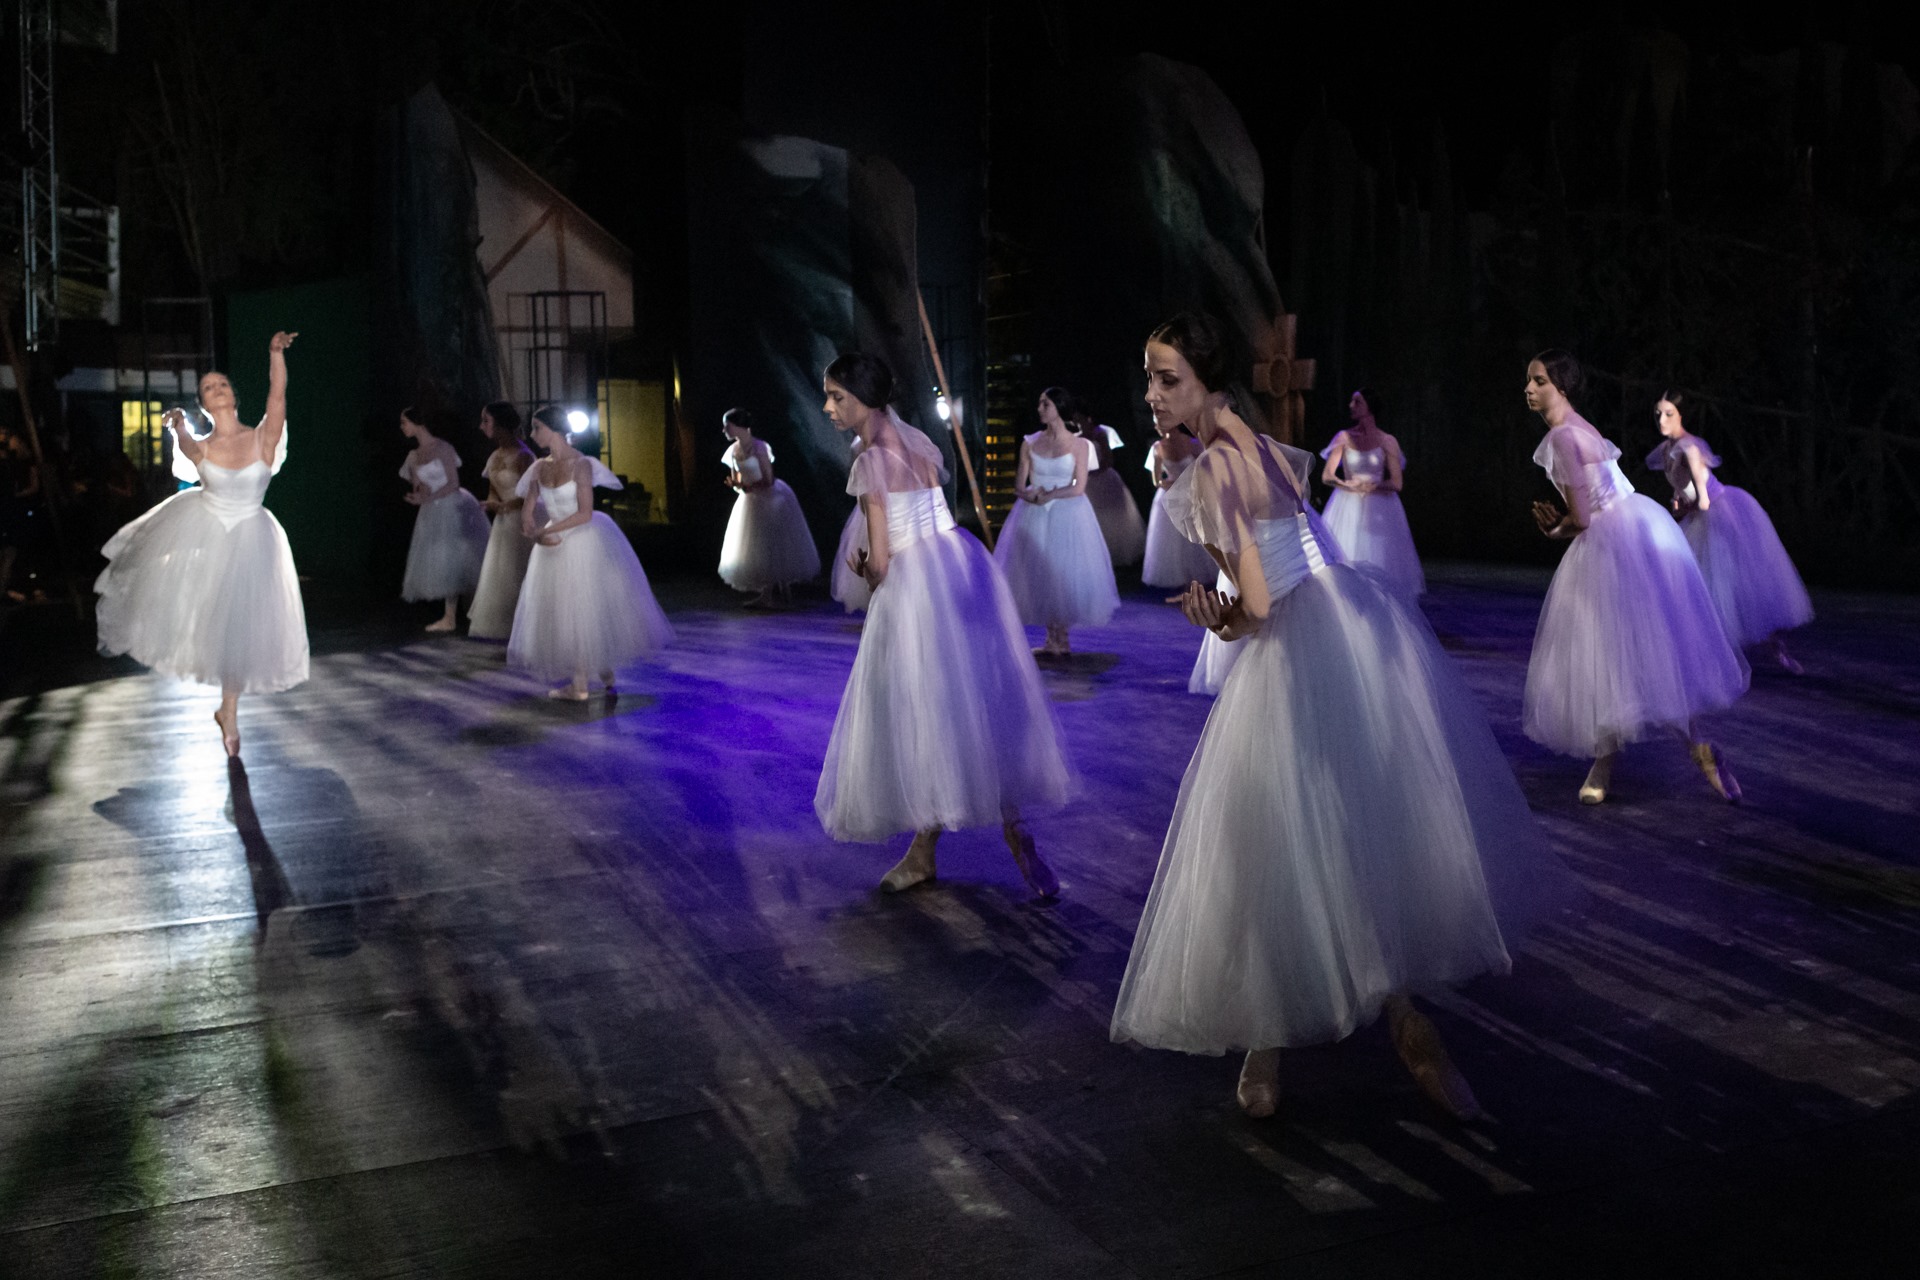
[2,567,1918,1278]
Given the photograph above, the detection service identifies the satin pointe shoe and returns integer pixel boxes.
[1236,1048,1280,1118]
[1390,1004,1485,1122]
[880,831,938,892]
[1692,742,1742,803]
[1002,819,1060,900]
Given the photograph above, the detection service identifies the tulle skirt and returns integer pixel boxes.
[830,507,871,613]
[401,490,490,601]
[720,480,822,591]
[1524,493,1749,757]
[467,510,534,640]
[1113,564,1574,1053]
[94,489,309,694]
[506,513,675,680]
[1086,468,1147,567]
[1142,487,1220,588]
[992,494,1120,628]
[1187,571,1244,695]
[1683,487,1814,649]
[815,526,1073,842]
[1321,489,1425,598]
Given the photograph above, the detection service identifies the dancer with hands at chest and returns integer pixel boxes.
[814,352,1072,899]
[1523,353,1748,804]
[95,331,308,757]
[398,406,490,633]
[1319,389,1425,599]
[1111,314,1573,1121]
[718,407,821,608]
[467,401,536,640]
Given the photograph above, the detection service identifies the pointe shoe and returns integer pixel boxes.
[1236,1048,1280,1118]
[1390,1005,1484,1121]
[546,684,591,702]
[600,671,618,699]
[424,617,457,633]
[879,832,938,892]
[1578,781,1607,805]
[1776,651,1805,676]
[1002,819,1060,900]
[1691,742,1742,803]
[212,710,241,758]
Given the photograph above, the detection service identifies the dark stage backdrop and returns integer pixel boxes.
[227,279,375,581]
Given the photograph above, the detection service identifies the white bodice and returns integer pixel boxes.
[1250,514,1336,602]
[198,459,273,530]
[1028,448,1077,493]
[484,450,527,503]
[885,488,956,553]
[1341,446,1386,485]
[1536,424,1635,515]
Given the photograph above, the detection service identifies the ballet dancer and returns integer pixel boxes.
[1140,418,1217,589]
[398,406,490,632]
[1071,402,1147,568]
[718,407,822,608]
[813,352,1071,898]
[1646,392,1812,674]
[468,401,535,640]
[1319,389,1425,598]
[95,331,308,756]
[1111,313,1573,1119]
[993,387,1120,656]
[1523,352,1749,804]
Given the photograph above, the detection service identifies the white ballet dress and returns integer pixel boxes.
[1319,433,1425,598]
[1083,424,1148,567]
[506,457,675,680]
[719,441,821,591]
[815,415,1073,842]
[468,448,535,639]
[399,449,490,602]
[1141,443,1219,588]
[830,438,872,613]
[992,437,1120,628]
[1523,418,1749,757]
[1111,437,1574,1053]
[1647,437,1813,650]
[95,435,309,694]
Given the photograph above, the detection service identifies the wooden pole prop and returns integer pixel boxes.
[916,289,994,551]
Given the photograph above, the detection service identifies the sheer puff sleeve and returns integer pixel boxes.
[1532,420,1620,492]
[845,412,950,497]
[1164,447,1261,555]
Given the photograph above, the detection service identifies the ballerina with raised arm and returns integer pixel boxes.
[1111,314,1572,1120]
[718,407,822,608]
[95,331,308,756]
[1319,389,1425,599]
[1523,353,1749,804]
[992,386,1120,657]
[467,401,536,640]
[813,352,1072,899]
[506,407,675,700]
[1646,392,1812,674]
[397,406,491,632]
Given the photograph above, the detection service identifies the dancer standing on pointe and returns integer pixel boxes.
[814,352,1071,898]
[1140,418,1217,590]
[95,331,308,757]
[1523,352,1749,804]
[507,407,674,700]
[398,407,490,632]
[468,401,535,641]
[1111,314,1573,1120]
[1646,392,1812,674]
[1072,403,1148,569]
[718,407,821,608]
[993,387,1121,656]
[1319,389,1425,599]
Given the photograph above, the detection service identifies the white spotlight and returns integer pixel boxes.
[566,409,591,434]
[935,394,952,422]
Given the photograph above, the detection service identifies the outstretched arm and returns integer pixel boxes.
[257,331,297,458]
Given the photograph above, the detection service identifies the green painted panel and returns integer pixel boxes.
[226,279,372,579]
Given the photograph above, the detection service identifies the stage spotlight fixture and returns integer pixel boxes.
[935,392,952,422]
[566,409,592,434]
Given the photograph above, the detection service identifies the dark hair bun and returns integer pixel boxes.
[824,352,895,409]
[1533,348,1583,396]
[1147,312,1236,392]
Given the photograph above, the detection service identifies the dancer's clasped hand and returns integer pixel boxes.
[1532,500,1573,539]
[1170,580,1238,633]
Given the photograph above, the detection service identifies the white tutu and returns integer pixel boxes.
[1086,468,1147,567]
[1525,422,1748,757]
[993,447,1120,629]
[95,457,309,694]
[1141,487,1218,588]
[400,450,490,601]
[1187,570,1243,695]
[1113,440,1573,1052]
[1320,489,1425,598]
[816,424,1072,842]
[720,480,821,591]
[507,460,674,680]
[468,509,534,639]
[830,506,871,613]
[1684,487,1813,648]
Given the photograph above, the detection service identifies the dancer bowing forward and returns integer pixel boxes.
[1523,352,1748,804]
[1140,418,1217,589]
[398,407,490,632]
[1319,389,1425,599]
[507,407,674,700]
[993,387,1120,656]
[813,352,1072,898]
[1111,314,1572,1120]
[1646,392,1812,674]
[718,407,821,607]
[467,402,536,640]
[95,331,308,756]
